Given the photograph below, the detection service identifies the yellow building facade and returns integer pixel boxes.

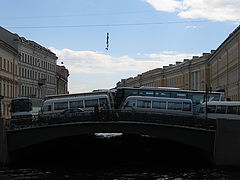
[0,40,19,119]
[117,53,211,92]
[117,25,240,101]
[209,26,240,101]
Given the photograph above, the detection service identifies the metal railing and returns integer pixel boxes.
[6,110,216,131]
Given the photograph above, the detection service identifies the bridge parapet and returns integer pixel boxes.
[6,110,216,132]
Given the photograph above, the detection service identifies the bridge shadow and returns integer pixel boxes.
[9,133,213,170]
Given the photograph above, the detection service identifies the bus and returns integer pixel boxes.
[10,97,43,120]
[121,96,193,117]
[114,87,225,109]
[40,94,111,118]
[197,101,240,120]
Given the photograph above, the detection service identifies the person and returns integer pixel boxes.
[131,103,136,112]
[94,104,99,120]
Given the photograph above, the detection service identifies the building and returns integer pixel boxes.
[56,65,69,94]
[0,26,58,99]
[208,25,240,101]
[0,40,20,119]
[117,53,211,92]
[117,25,240,100]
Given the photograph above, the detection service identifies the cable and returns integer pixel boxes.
[0,10,158,20]
[6,20,209,29]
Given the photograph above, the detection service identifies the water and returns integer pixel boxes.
[0,166,237,179]
[1,134,240,179]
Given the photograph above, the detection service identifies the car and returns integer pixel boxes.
[60,108,85,118]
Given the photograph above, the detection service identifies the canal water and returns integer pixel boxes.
[1,134,239,179]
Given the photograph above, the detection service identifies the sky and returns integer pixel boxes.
[1,0,240,93]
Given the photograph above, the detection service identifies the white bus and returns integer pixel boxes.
[121,96,193,117]
[197,101,240,120]
[40,94,111,118]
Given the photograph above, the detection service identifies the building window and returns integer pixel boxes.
[4,59,6,70]
[0,57,2,70]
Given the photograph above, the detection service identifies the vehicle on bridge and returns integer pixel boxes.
[10,97,43,120]
[39,94,111,119]
[8,97,43,127]
[114,87,225,109]
[121,96,193,117]
[197,101,240,120]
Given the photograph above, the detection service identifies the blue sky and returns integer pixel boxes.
[1,0,240,93]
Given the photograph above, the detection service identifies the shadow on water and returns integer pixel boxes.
[3,134,239,179]
[9,133,213,170]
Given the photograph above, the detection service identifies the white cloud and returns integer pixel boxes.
[49,47,199,93]
[50,47,198,74]
[185,25,198,29]
[144,0,240,22]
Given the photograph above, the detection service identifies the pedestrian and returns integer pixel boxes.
[94,104,99,120]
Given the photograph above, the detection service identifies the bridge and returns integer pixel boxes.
[1,111,240,166]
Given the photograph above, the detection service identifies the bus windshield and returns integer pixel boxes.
[11,99,32,113]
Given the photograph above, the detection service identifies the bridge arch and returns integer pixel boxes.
[7,121,215,153]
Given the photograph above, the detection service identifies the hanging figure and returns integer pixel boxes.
[105,32,109,50]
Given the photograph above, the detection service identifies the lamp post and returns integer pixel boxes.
[205,84,208,121]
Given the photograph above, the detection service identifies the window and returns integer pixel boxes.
[43,105,52,112]
[0,57,2,69]
[168,102,182,110]
[216,105,226,114]
[183,102,191,111]
[139,90,154,96]
[155,91,171,98]
[54,102,68,110]
[69,100,83,108]
[137,100,151,108]
[99,98,108,106]
[85,99,98,108]
[188,93,205,104]
[4,59,6,70]
[227,106,237,114]
[152,101,166,109]
[207,105,216,113]
[125,100,136,108]
[171,92,187,99]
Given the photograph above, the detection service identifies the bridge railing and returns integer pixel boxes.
[6,110,216,131]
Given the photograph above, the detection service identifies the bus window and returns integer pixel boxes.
[139,90,154,96]
[155,91,171,98]
[216,105,226,114]
[69,100,83,108]
[125,89,138,97]
[171,92,187,99]
[125,100,135,108]
[238,106,240,115]
[208,94,221,102]
[99,98,108,106]
[188,93,204,104]
[54,102,68,110]
[43,105,51,112]
[152,101,166,109]
[137,100,151,108]
[227,106,238,114]
[168,102,182,110]
[199,107,204,113]
[207,105,216,113]
[183,102,191,111]
[85,99,98,108]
